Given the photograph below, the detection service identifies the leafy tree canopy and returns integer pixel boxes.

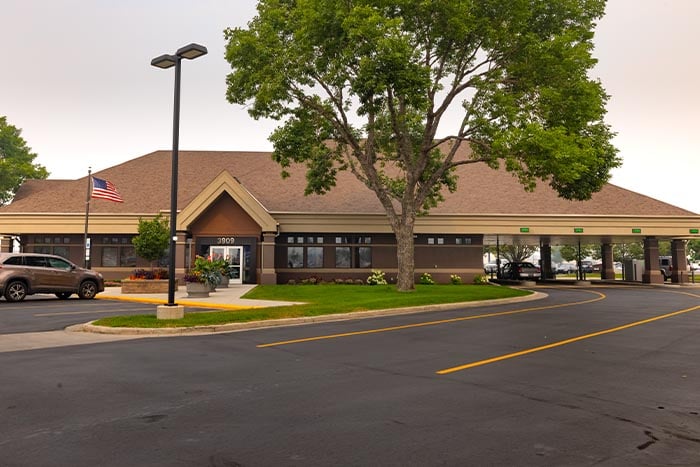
[486,244,537,263]
[225,0,619,289]
[687,239,700,262]
[0,116,49,205]
[132,215,170,267]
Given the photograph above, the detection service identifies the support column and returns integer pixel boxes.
[259,232,277,284]
[642,237,663,284]
[540,241,553,279]
[601,243,615,280]
[671,239,688,284]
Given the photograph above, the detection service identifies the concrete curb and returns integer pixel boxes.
[68,291,547,336]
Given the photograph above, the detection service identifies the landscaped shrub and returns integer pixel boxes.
[473,274,490,285]
[450,274,462,285]
[366,269,387,285]
[130,268,169,280]
[420,272,435,285]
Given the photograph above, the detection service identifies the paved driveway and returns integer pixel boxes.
[0,286,698,466]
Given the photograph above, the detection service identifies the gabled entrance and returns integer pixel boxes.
[178,171,279,284]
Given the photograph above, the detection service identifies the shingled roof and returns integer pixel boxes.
[2,149,696,217]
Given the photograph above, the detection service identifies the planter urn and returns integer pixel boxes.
[185,281,210,298]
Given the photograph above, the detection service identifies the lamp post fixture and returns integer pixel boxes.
[151,43,207,311]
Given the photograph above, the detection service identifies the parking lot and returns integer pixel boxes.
[0,285,698,466]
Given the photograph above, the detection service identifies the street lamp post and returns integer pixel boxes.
[151,43,207,313]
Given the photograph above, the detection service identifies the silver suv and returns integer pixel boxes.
[0,253,104,302]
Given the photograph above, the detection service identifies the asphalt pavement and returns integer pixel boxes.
[0,285,698,466]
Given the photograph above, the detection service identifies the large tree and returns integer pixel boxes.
[225,0,619,291]
[0,116,48,205]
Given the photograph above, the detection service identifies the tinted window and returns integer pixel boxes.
[47,257,72,270]
[2,256,23,265]
[25,256,47,267]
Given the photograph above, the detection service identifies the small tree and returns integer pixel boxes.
[132,215,169,269]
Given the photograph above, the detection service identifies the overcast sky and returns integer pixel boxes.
[2,0,698,214]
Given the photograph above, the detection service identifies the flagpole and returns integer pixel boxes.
[83,167,92,268]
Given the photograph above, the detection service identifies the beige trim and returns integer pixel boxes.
[0,213,154,234]
[1,210,698,242]
[178,171,278,232]
[272,212,700,242]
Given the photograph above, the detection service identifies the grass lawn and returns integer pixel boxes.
[93,284,532,328]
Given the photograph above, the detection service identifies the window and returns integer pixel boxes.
[283,237,325,268]
[331,236,373,268]
[456,237,473,245]
[287,246,304,268]
[26,256,47,267]
[53,246,70,259]
[428,237,435,245]
[307,247,323,268]
[335,247,351,268]
[120,246,137,267]
[33,246,51,255]
[102,246,118,267]
[47,257,71,270]
[358,247,372,268]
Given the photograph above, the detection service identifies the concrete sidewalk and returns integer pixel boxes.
[97,284,300,310]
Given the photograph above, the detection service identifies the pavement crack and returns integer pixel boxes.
[636,430,658,450]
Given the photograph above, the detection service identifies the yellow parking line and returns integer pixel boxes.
[437,304,700,375]
[257,290,605,348]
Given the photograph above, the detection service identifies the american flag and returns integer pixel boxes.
[91,176,124,203]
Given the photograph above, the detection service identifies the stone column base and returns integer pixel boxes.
[156,305,185,320]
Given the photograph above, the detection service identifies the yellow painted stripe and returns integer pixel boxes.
[257,290,605,348]
[437,304,700,375]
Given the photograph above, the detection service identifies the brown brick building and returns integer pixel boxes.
[0,149,698,284]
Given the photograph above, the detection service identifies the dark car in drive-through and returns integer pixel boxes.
[500,261,541,280]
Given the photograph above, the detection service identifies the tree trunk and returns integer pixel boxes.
[394,221,415,291]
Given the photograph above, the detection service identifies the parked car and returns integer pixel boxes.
[580,260,594,273]
[556,263,576,274]
[484,263,498,274]
[659,256,672,281]
[0,253,104,302]
[501,261,541,280]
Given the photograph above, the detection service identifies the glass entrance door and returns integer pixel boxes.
[209,246,244,284]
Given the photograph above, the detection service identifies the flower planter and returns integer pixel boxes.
[218,275,230,288]
[121,279,178,294]
[185,282,210,298]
